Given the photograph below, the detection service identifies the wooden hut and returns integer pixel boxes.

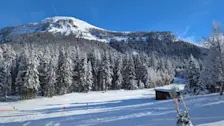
[154,88,181,100]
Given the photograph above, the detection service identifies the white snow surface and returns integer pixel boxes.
[1,78,224,126]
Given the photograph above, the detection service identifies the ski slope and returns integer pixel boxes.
[0,80,224,126]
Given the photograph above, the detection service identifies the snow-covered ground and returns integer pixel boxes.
[1,79,224,126]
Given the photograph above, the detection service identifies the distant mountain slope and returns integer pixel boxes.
[0,16,179,43]
[0,16,207,67]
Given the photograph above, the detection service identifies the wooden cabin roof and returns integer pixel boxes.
[154,88,181,93]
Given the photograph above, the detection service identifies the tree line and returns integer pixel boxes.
[0,43,174,99]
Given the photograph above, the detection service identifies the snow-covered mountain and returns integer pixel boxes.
[0,16,179,43]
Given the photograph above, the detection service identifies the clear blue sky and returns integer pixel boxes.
[0,0,223,44]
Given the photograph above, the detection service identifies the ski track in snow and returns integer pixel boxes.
[1,80,224,126]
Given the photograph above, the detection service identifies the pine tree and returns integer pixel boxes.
[123,55,138,90]
[184,54,200,95]
[0,52,7,97]
[43,60,56,97]
[0,44,16,97]
[22,59,40,99]
[88,51,99,91]
[112,58,123,89]
[15,50,28,96]
[72,47,81,92]
[99,52,112,91]
[142,64,149,88]
[77,54,88,92]
[38,47,51,96]
[151,52,158,68]
[85,61,93,92]
[134,54,148,88]
[11,54,19,95]
[16,48,40,99]
[147,67,160,88]
[56,48,73,95]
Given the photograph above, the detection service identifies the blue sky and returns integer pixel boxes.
[0,0,223,44]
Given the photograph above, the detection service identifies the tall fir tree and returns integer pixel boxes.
[38,47,51,96]
[15,49,29,96]
[87,51,98,91]
[43,60,56,97]
[56,48,73,95]
[0,44,15,97]
[85,61,93,92]
[0,50,7,97]
[134,54,148,88]
[112,57,123,89]
[77,54,88,92]
[123,55,138,90]
[99,52,112,91]
[184,54,200,95]
[16,47,40,99]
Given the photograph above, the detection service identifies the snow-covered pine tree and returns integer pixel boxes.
[134,54,144,87]
[160,59,174,86]
[147,67,160,88]
[0,44,16,97]
[151,52,158,69]
[141,64,150,88]
[0,49,7,97]
[112,57,123,89]
[16,47,40,99]
[123,55,138,90]
[22,59,40,99]
[43,60,56,97]
[56,48,73,95]
[85,61,93,92]
[99,52,112,91]
[87,51,99,91]
[15,49,28,96]
[0,64,6,97]
[38,47,51,96]
[134,54,149,88]
[184,54,200,95]
[11,54,19,95]
[77,54,88,92]
[109,52,115,85]
[71,47,81,92]
[165,60,174,77]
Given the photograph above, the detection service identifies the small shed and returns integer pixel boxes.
[154,88,180,100]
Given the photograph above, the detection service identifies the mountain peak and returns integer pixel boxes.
[42,16,105,32]
[0,16,180,43]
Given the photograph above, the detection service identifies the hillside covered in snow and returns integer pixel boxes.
[0,16,181,43]
[1,82,224,126]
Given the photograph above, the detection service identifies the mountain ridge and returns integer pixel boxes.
[0,16,181,43]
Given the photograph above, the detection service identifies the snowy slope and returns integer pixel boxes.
[0,16,179,43]
[200,120,224,126]
[1,80,224,126]
[7,16,108,42]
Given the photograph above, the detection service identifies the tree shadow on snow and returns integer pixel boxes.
[2,95,224,126]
